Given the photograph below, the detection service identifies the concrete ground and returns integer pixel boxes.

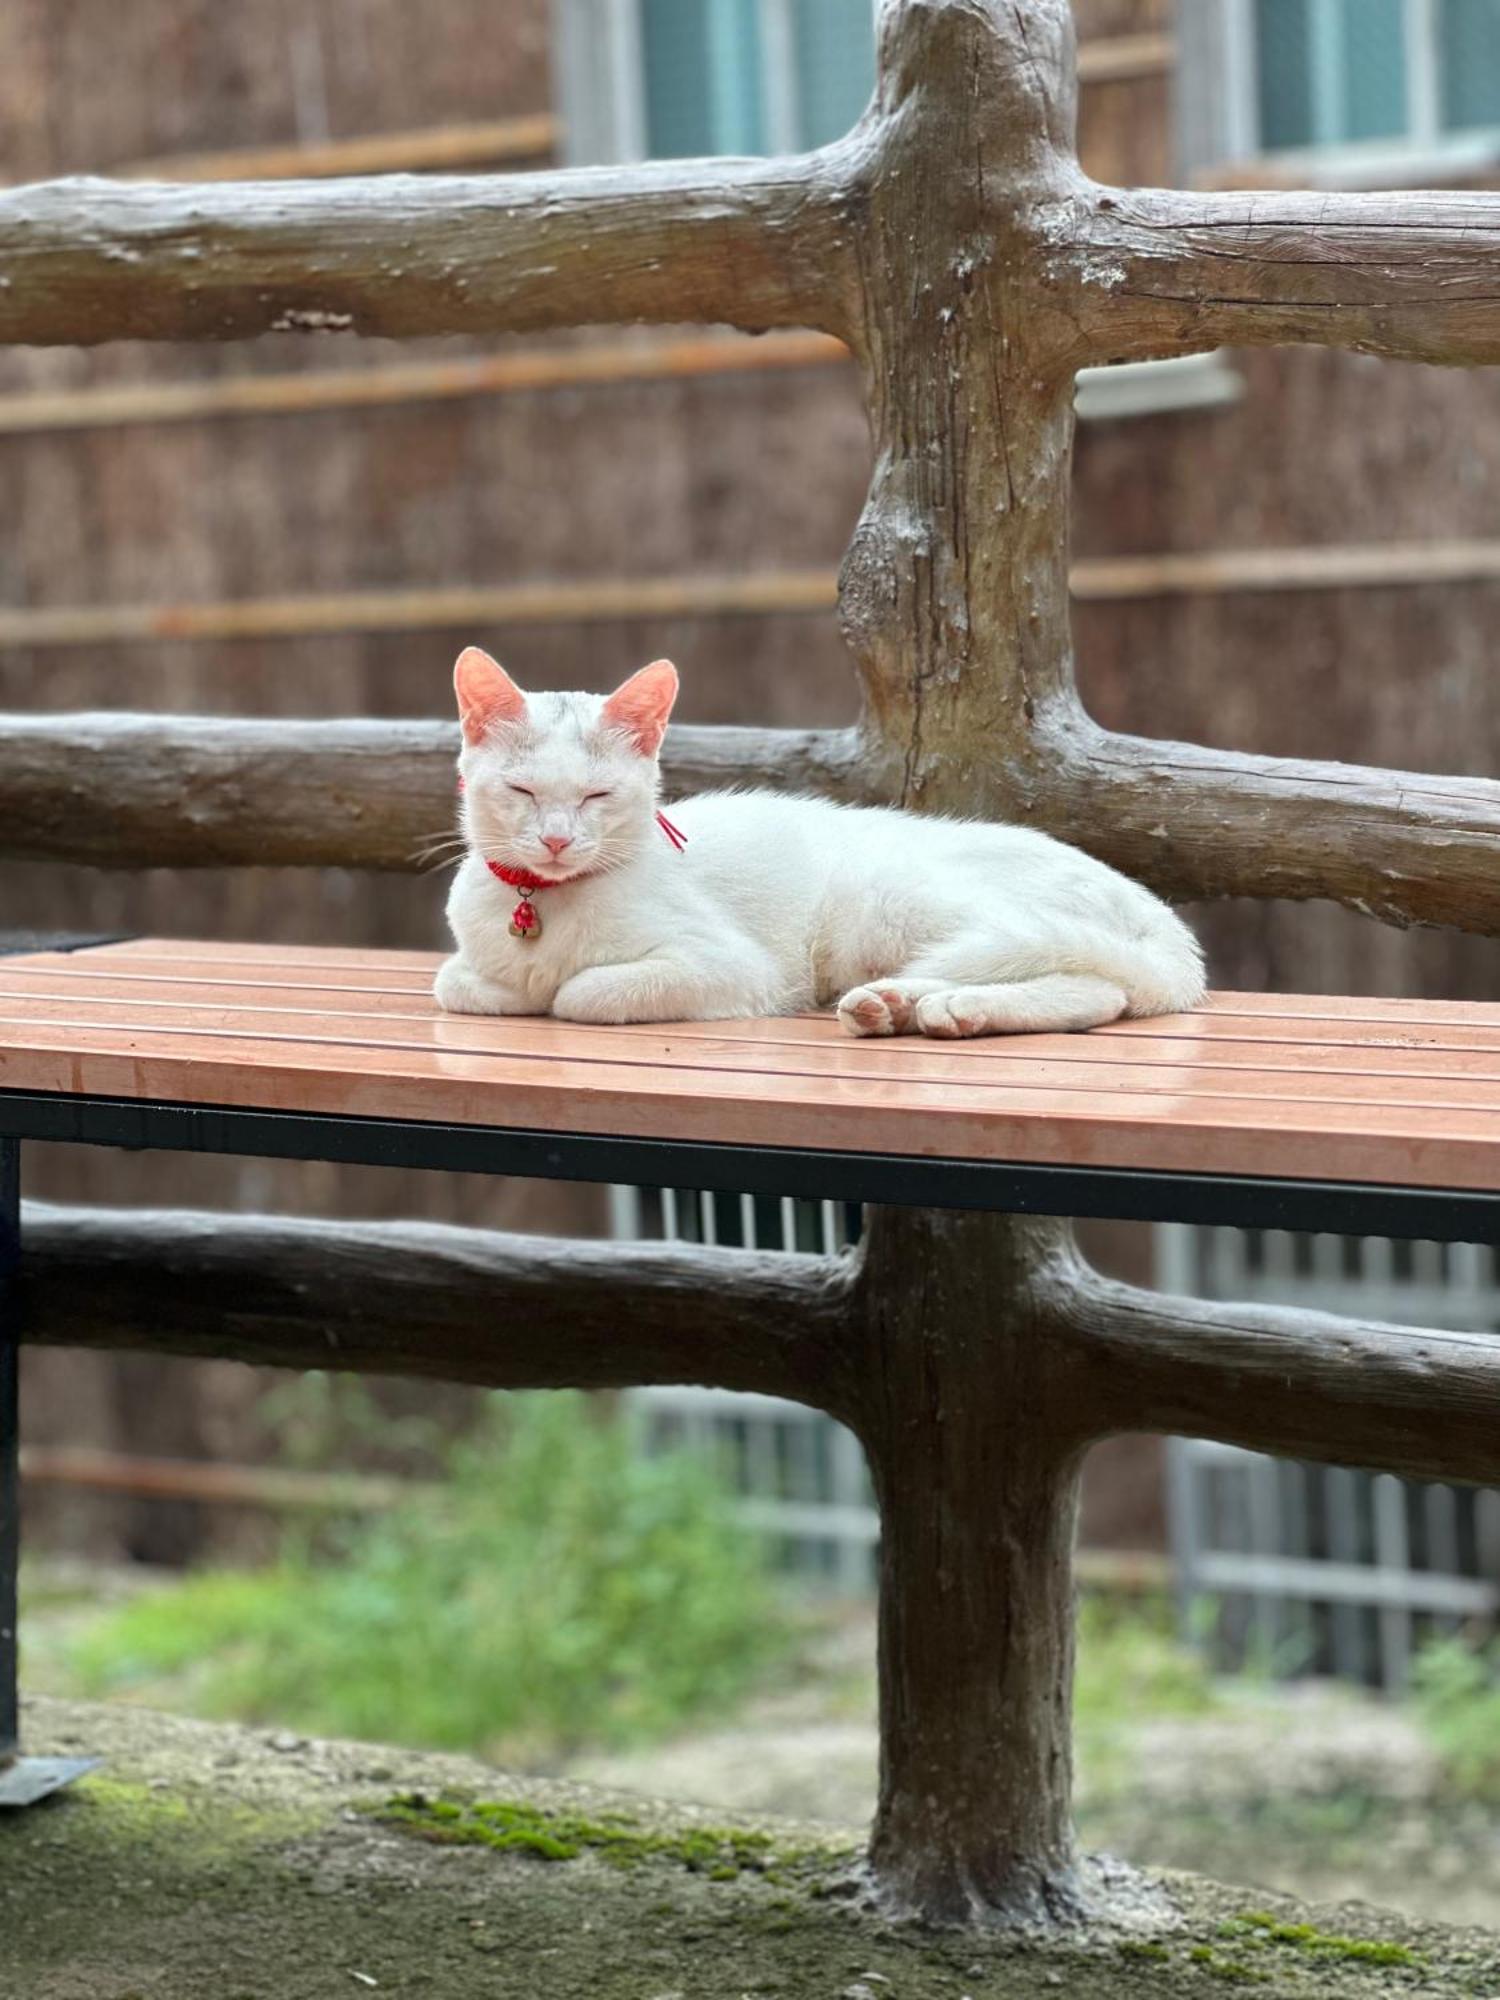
[4,1695,1499,2000]
[567,1612,1500,1934]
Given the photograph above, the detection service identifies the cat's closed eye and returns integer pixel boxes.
[583,791,612,803]
[508,785,536,799]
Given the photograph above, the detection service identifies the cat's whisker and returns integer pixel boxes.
[410,833,468,869]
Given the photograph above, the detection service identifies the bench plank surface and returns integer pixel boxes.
[3,940,1500,1191]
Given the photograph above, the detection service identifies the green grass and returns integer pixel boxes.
[1073,1592,1218,1792]
[1410,1636,1500,1801]
[62,1392,792,1762]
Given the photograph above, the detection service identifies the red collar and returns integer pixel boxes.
[486,810,687,893]
[484,809,687,940]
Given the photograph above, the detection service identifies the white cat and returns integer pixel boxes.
[435,648,1205,1038]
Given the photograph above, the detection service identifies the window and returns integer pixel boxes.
[556,0,877,164]
[1224,0,1500,168]
[554,0,1242,420]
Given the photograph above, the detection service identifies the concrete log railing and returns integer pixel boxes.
[7,0,1500,1930]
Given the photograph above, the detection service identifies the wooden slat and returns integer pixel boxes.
[18,955,1500,1057]
[0,570,837,651]
[118,115,559,184]
[13,976,1500,1092]
[5,540,1496,653]
[7,1016,1500,1191]
[83,939,443,973]
[0,330,848,438]
[1075,31,1175,84]
[5,943,1500,1191]
[81,946,1500,1028]
[8,994,1500,1115]
[1071,539,1500,602]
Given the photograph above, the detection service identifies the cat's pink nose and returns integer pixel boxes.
[542,833,574,856]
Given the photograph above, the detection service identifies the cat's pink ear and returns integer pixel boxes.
[454,647,527,745]
[602,659,679,757]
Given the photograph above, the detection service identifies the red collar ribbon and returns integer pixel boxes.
[461,787,687,942]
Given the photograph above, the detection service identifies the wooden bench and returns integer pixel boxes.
[4,938,1500,1237]
[6,934,1500,1832]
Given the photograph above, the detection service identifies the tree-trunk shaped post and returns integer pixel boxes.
[854,1210,1090,1923]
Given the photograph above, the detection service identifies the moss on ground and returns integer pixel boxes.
[372,1790,849,1884]
[3,1696,1497,2000]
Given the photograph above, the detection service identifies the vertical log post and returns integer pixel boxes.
[833,1,1154,1922]
[854,1210,1093,1924]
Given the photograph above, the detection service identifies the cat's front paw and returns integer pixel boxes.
[837,981,933,1037]
[434,955,522,1016]
[837,985,900,1037]
[551,966,646,1024]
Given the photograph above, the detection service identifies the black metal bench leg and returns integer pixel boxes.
[0,1138,97,1807]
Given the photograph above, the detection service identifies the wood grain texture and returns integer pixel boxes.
[0,154,861,347]
[18,1202,860,1415]
[1054,1247,1500,1489]
[0,714,873,869]
[1023,708,1500,934]
[853,1208,1093,1925]
[1063,182,1500,369]
[20,977,1500,1100]
[9,943,1500,1191]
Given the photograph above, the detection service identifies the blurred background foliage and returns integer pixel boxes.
[56,1391,792,1763]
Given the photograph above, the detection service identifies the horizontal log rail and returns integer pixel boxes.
[5,163,1500,368]
[7,537,1499,652]
[0,712,870,870]
[0,329,848,437]
[25,1203,1500,1493]
[0,1195,843,1440]
[18,1204,864,1417]
[0,153,861,348]
[1061,181,1500,370]
[1024,702,1500,935]
[116,115,560,184]
[8,706,1500,937]
[1059,1262,1500,1490]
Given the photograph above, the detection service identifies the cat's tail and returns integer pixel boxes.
[1114,907,1208,1019]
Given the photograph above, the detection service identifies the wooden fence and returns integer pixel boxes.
[6,0,1500,1930]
